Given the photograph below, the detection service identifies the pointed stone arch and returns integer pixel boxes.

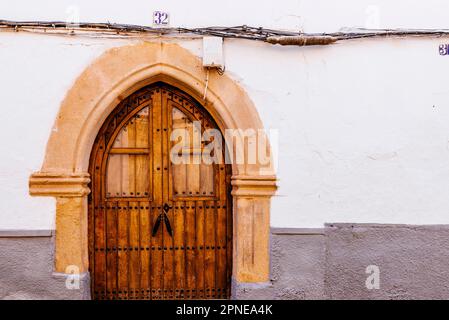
[28,41,277,297]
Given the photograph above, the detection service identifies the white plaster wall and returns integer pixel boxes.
[0,33,132,229]
[231,38,449,227]
[1,1,449,228]
[2,0,449,32]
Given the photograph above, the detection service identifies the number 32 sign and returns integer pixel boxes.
[153,11,170,26]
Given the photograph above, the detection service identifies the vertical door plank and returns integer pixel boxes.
[119,121,129,147]
[162,90,170,199]
[128,201,140,299]
[150,205,164,299]
[139,201,150,299]
[107,155,121,197]
[200,164,214,196]
[127,117,137,197]
[162,208,174,299]
[185,200,196,298]
[195,200,205,299]
[171,106,187,197]
[152,89,163,204]
[120,155,130,197]
[135,155,149,197]
[187,156,201,196]
[151,89,163,299]
[172,163,186,197]
[117,201,129,300]
[127,116,137,148]
[187,113,200,196]
[148,97,155,300]
[128,157,136,198]
[161,90,172,299]
[204,199,216,298]
[135,107,150,198]
[216,165,227,298]
[173,201,185,299]
[135,107,149,148]
[106,202,118,299]
[135,107,150,294]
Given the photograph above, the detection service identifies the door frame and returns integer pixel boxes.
[29,42,277,298]
[89,83,234,299]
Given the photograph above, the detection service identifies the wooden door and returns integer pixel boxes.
[88,83,232,300]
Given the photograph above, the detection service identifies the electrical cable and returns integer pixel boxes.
[2,20,449,45]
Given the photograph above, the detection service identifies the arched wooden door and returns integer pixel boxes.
[88,83,232,300]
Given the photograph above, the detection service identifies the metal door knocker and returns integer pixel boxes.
[151,203,173,237]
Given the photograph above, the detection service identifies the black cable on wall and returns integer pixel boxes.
[2,19,449,45]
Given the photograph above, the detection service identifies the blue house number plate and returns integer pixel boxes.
[439,44,449,55]
[153,11,169,26]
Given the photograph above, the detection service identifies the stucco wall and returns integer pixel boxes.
[1,1,449,230]
[0,233,89,299]
[234,225,449,300]
[325,224,449,299]
[4,225,448,300]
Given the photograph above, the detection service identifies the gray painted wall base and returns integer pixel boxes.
[325,223,449,299]
[2,224,449,299]
[269,229,326,299]
[231,280,274,300]
[265,224,449,300]
[0,235,90,300]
